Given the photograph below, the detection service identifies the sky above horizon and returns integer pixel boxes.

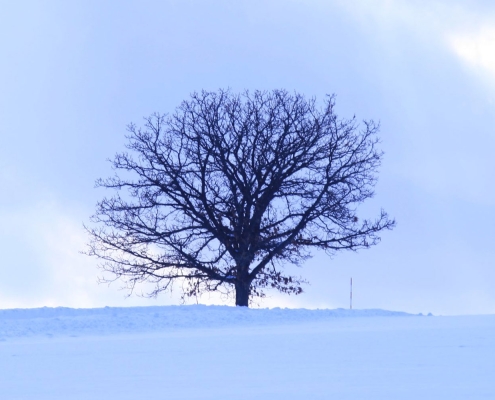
[1,0,495,315]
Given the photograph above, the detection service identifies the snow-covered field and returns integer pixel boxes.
[1,306,494,399]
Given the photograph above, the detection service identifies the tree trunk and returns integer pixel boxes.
[235,280,250,307]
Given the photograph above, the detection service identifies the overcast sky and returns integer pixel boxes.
[1,0,494,315]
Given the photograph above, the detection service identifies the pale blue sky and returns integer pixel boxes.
[1,0,494,314]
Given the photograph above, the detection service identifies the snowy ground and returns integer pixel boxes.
[1,306,494,399]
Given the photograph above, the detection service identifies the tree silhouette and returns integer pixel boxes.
[86,89,395,306]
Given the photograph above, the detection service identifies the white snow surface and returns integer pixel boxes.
[1,305,494,399]
[0,305,412,339]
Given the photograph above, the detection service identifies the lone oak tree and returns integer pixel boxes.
[86,89,395,307]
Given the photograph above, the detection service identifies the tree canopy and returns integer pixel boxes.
[86,89,395,306]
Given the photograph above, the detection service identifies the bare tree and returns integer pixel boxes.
[85,89,395,307]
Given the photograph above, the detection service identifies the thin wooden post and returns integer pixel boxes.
[350,277,353,310]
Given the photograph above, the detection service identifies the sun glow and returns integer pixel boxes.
[449,27,495,77]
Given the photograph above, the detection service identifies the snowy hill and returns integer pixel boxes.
[1,306,494,399]
[0,305,413,339]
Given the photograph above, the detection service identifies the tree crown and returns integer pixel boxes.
[86,89,395,306]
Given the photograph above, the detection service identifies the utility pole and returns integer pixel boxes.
[350,277,353,310]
